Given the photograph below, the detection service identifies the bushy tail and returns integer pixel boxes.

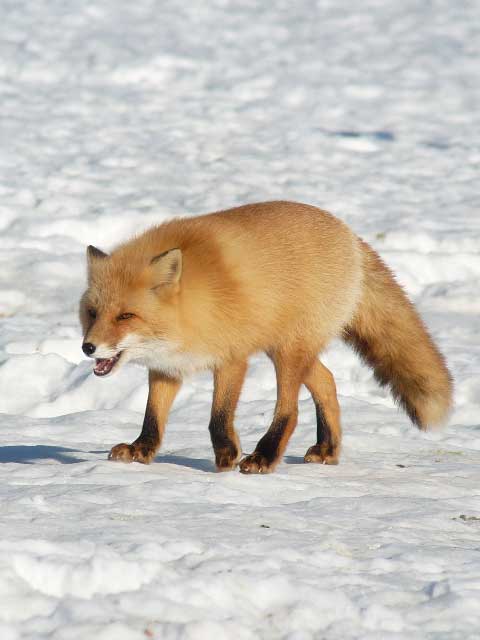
[343,240,453,429]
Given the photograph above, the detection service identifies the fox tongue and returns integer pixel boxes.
[94,357,117,376]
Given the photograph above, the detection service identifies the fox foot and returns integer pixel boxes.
[239,452,276,474]
[108,442,156,464]
[215,445,240,472]
[304,444,339,465]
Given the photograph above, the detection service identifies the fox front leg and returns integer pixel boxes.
[109,371,181,464]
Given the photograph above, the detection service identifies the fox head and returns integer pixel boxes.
[79,244,185,377]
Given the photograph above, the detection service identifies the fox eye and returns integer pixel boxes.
[88,308,97,319]
[117,312,135,321]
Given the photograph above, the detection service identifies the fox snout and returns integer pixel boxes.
[81,339,124,377]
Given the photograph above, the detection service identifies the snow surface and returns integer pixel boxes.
[1,1,480,638]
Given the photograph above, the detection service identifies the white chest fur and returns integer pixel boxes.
[119,334,215,378]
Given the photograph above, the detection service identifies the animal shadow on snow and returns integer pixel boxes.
[90,450,215,471]
[283,455,306,465]
[155,454,215,472]
[0,445,85,464]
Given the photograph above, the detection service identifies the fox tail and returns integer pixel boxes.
[343,241,453,429]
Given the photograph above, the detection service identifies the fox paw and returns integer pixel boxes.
[239,452,275,474]
[108,442,155,464]
[214,440,241,472]
[215,451,240,472]
[304,444,339,465]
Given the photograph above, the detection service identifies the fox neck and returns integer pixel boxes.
[134,337,216,378]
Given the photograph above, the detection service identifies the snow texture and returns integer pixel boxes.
[1,1,480,638]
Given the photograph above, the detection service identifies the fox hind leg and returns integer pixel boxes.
[209,360,247,471]
[304,360,341,465]
[240,349,311,474]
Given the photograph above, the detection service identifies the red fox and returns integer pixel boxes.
[80,201,452,473]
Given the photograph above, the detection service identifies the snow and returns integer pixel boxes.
[1,0,480,638]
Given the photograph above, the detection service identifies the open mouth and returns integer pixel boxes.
[93,352,122,377]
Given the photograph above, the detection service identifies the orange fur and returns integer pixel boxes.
[79,201,453,472]
[343,240,453,430]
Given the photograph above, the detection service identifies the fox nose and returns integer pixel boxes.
[82,342,96,356]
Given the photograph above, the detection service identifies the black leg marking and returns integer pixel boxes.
[209,410,237,458]
[315,403,334,455]
[134,404,160,457]
[255,415,290,463]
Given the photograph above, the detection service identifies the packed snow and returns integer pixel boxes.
[1,1,480,638]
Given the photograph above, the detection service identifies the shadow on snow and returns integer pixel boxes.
[155,453,215,472]
[0,445,85,464]
[0,446,226,471]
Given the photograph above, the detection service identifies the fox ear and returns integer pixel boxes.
[87,245,108,262]
[87,245,108,282]
[150,248,182,289]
